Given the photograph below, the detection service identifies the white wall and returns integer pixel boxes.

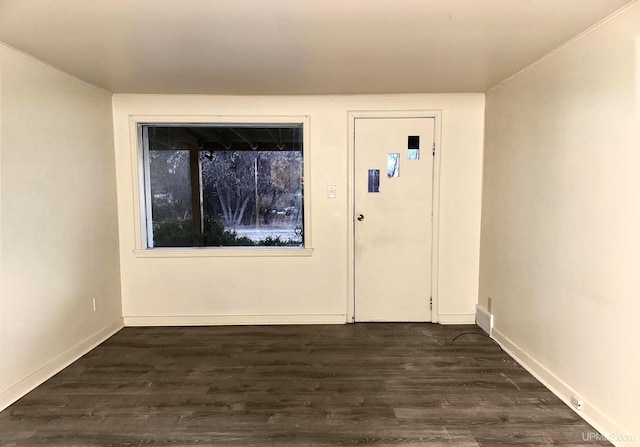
[479,4,640,444]
[0,44,122,410]
[112,94,484,325]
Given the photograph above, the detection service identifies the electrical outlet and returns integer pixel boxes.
[571,396,583,411]
[92,298,97,312]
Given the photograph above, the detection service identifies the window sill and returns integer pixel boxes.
[133,247,314,258]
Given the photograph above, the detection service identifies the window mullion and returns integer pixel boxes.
[190,149,204,246]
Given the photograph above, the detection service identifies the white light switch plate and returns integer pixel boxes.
[327,185,336,198]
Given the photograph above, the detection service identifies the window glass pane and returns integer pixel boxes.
[148,149,193,247]
[201,150,303,247]
[143,124,304,248]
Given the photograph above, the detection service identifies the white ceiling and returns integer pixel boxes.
[0,0,633,95]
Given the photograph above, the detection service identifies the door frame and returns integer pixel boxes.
[347,110,442,323]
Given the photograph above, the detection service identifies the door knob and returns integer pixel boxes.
[357,214,365,221]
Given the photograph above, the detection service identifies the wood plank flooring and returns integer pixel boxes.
[0,324,611,446]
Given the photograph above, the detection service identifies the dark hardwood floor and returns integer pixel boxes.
[0,324,611,446]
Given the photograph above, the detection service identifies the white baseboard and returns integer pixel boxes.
[0,318,124,412]
[123,313,348,326]
[492,328,637,447]
[437,313,476,324]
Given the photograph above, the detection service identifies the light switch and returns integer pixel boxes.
[327,185,337,198]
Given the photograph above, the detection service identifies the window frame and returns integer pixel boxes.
[129,115,313,258]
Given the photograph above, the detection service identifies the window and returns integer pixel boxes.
[140,123,305,249]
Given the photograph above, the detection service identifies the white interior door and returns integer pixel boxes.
[354,117,435,322]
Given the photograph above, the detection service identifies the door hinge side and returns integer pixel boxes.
[433,142,435,156]
[430,297,433,310]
